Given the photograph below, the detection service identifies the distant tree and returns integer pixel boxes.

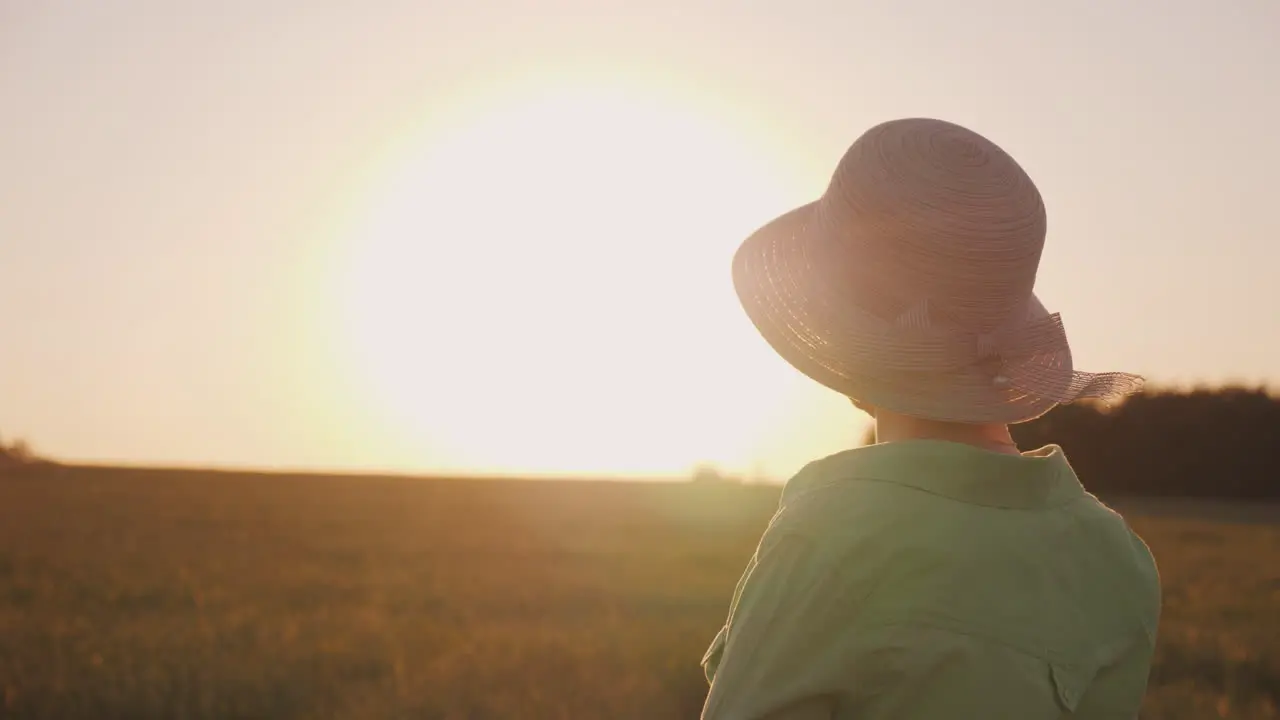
[7,438,35,463]
[691,464,737,484]
[0,435,47,468]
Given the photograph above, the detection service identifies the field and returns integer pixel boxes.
[1,468,1277,719]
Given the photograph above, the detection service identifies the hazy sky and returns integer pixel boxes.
[2,1,1277,479]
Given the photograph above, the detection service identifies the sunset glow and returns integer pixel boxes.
[6,3,1274,475]
[337,83,804,476]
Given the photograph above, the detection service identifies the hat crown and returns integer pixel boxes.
[818,118,1047,332]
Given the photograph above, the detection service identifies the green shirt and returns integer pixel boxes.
[701,441,1161,719]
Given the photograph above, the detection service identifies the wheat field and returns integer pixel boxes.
[0,468,1276,719]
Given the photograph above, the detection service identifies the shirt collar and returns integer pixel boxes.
[783,440,1085,510]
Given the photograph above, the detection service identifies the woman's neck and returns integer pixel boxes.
[871,409,1021,456]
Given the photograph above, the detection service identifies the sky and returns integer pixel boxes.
[1,0,1277,480]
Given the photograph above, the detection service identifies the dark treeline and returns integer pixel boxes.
[1009,387,1279,499]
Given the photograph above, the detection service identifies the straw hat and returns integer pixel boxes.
[732,118,1143,424]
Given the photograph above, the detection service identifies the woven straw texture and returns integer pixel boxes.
[732,118,1143,424]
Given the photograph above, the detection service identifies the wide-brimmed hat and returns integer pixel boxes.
[733,118,1143,424]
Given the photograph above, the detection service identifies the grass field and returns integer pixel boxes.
[1,467,1277,719]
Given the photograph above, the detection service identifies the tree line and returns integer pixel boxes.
[1009,386,1279,499]
[856,387,1278,499]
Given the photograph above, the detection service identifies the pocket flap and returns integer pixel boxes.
[1050,661,1095,712]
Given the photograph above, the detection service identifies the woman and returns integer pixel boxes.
[701,119,1161,719]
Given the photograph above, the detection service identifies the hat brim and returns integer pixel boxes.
[732,201,1063,424]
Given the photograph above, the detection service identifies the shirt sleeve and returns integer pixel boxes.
[700,530,849,720]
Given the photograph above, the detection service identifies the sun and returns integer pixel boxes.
[336,83,802,477]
